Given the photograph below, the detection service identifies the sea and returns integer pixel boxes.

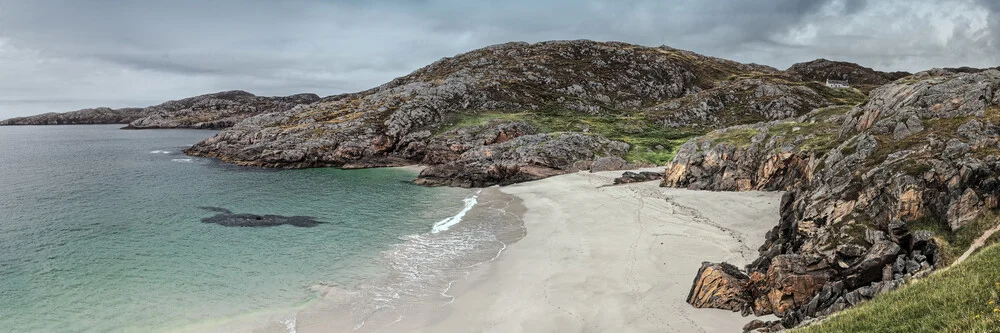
[0,125,521,332]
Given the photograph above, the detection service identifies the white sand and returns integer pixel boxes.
[377,170,783,333]
[192,169,782,333]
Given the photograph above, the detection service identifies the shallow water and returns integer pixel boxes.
[0,125,473,332]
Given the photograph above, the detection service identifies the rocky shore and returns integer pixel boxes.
[669,69,1000,331]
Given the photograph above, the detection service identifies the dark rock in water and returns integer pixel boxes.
[198,206,327,227]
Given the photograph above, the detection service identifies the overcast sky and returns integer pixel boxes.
[0,0,997,118]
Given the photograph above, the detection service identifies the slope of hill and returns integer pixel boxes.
[185,40,859,187]
[785,58,911,92]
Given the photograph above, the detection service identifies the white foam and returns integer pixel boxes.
[430,190,480,233]
[171,158,193,163]
[149,150,171,154]
[281,317,297,333]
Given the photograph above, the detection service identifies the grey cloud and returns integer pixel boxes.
[0,0,997,118]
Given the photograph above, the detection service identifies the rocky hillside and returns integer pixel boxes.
[673,70,1000,330]
[786,59,911,91]
[186,40,860,186]
[0,91,320,129]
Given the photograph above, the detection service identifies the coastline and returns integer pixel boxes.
[181,167,781,333]
[372,169,783,332]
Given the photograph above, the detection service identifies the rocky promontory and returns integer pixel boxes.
[184,40,861,186]
[0,90,319,129]
[672,69,1000,330]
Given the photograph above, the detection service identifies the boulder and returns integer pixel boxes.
[590,156,629,172]
[613,171,664,184]
[687,262,752,313]
[842,240,901,288]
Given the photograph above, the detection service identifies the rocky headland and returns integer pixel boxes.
[181,40,866,187]
[672,69,1000,331]
[0,90,319,129]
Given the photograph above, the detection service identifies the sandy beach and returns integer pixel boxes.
[201,168,781,333]
[366,169,783,332]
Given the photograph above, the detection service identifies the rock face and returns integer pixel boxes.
[0,91,319,129]
[413,121,631,187]
[649,75,840,128]
[675,70,1000,328]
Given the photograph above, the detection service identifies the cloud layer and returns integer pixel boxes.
[0,0,996,118]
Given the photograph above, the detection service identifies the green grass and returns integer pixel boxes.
[907,212,1000,265]
[795,242,1000,333]
[815,85,868,106]
[436,108,705,165]
[698,118,843,154]
[700,127,760,147]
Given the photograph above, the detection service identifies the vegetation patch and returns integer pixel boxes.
[699,127,760,147]
[795,242,1000,333]
[437,107,705,165]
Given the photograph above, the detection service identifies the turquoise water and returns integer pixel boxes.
[0,125,471,332]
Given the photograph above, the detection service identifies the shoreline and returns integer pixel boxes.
[373,169,783,332]
[180,168,781,333]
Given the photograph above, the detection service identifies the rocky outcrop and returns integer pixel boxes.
[413,121,630,187]
[785,59,910,87]
[613,171,664,184]
[186,41,760,169]
[687,262,752,312]
[0,91,319,129]
[648,76,838,128]
[676,70,1000,329]
[184,40,862,186]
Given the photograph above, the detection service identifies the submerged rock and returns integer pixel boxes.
[198,207,327,227]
